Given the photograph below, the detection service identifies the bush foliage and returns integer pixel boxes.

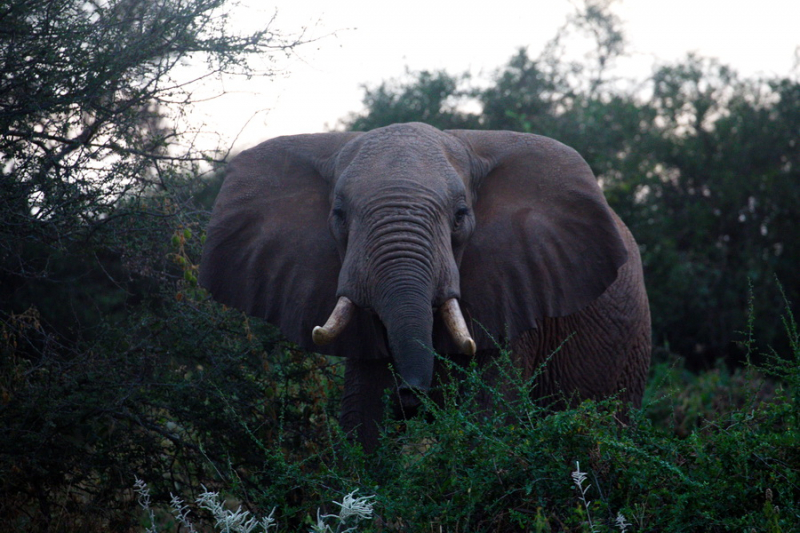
[130,308,799,532]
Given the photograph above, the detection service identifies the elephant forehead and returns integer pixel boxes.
[334,125,471,182]
[332,166,464,215]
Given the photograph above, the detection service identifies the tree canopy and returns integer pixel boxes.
[0,0,320,528]
[1,0,296,269]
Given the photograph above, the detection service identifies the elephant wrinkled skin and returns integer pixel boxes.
[200,123,651,451]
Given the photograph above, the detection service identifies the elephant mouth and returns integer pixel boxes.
[312,296,476,356]
[394,385,424,418]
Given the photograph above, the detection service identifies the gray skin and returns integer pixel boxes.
[200,122,651,452]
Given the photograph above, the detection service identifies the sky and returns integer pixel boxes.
[194,0,800,152]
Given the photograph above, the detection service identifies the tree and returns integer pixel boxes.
[633,57,800,362]
[0,1,332,529]
[1,0,299,270]
[343,70,480,131]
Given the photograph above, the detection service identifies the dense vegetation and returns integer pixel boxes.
[1,0,797,531]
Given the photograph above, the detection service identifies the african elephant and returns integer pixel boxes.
[200,122,651,451]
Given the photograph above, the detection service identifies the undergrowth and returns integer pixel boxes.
[136,295,799,532]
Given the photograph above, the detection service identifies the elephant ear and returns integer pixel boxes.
[447,130,628,349]
[200,132,382,358]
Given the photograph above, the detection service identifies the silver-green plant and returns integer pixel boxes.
[310,490,375,533]
[571,461,632,532]
[571,461,597,532]
[134,479,373,533]
[195,487,277,533]
[169,494,197,533]
[615,511,631,532]
[134,477,158,533]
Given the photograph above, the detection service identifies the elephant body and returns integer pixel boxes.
[200,123,651,452]
[340,211,650,448]
[512,212,651,405]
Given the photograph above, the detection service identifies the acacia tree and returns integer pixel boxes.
[0,1,337,529]
[1,0,301,265]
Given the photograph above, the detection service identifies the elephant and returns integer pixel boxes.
[199,122,651,452]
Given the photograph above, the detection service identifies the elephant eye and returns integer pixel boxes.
[332,207,346,224]
[453,207,469,231]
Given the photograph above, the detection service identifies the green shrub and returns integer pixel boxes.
[0,214,344,531]
[139,293,798,532]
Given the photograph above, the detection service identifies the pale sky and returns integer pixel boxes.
[193,0,800,152]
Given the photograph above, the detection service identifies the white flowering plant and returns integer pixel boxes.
[311,490,375,533]
[571,461,633,533]
[134,479,374,533]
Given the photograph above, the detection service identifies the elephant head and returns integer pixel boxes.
[199,123,627,408]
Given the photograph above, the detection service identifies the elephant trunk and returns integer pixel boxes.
[374,282,436,408]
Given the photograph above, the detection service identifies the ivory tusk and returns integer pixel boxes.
[440,298,476,356]
[312,296,355,346]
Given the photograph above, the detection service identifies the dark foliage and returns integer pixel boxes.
[344,70,480,132]
[0,0,323,529]
[135,312,800,532]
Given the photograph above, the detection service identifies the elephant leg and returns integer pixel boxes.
[340,357,394,453]
[615,304,651,410]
